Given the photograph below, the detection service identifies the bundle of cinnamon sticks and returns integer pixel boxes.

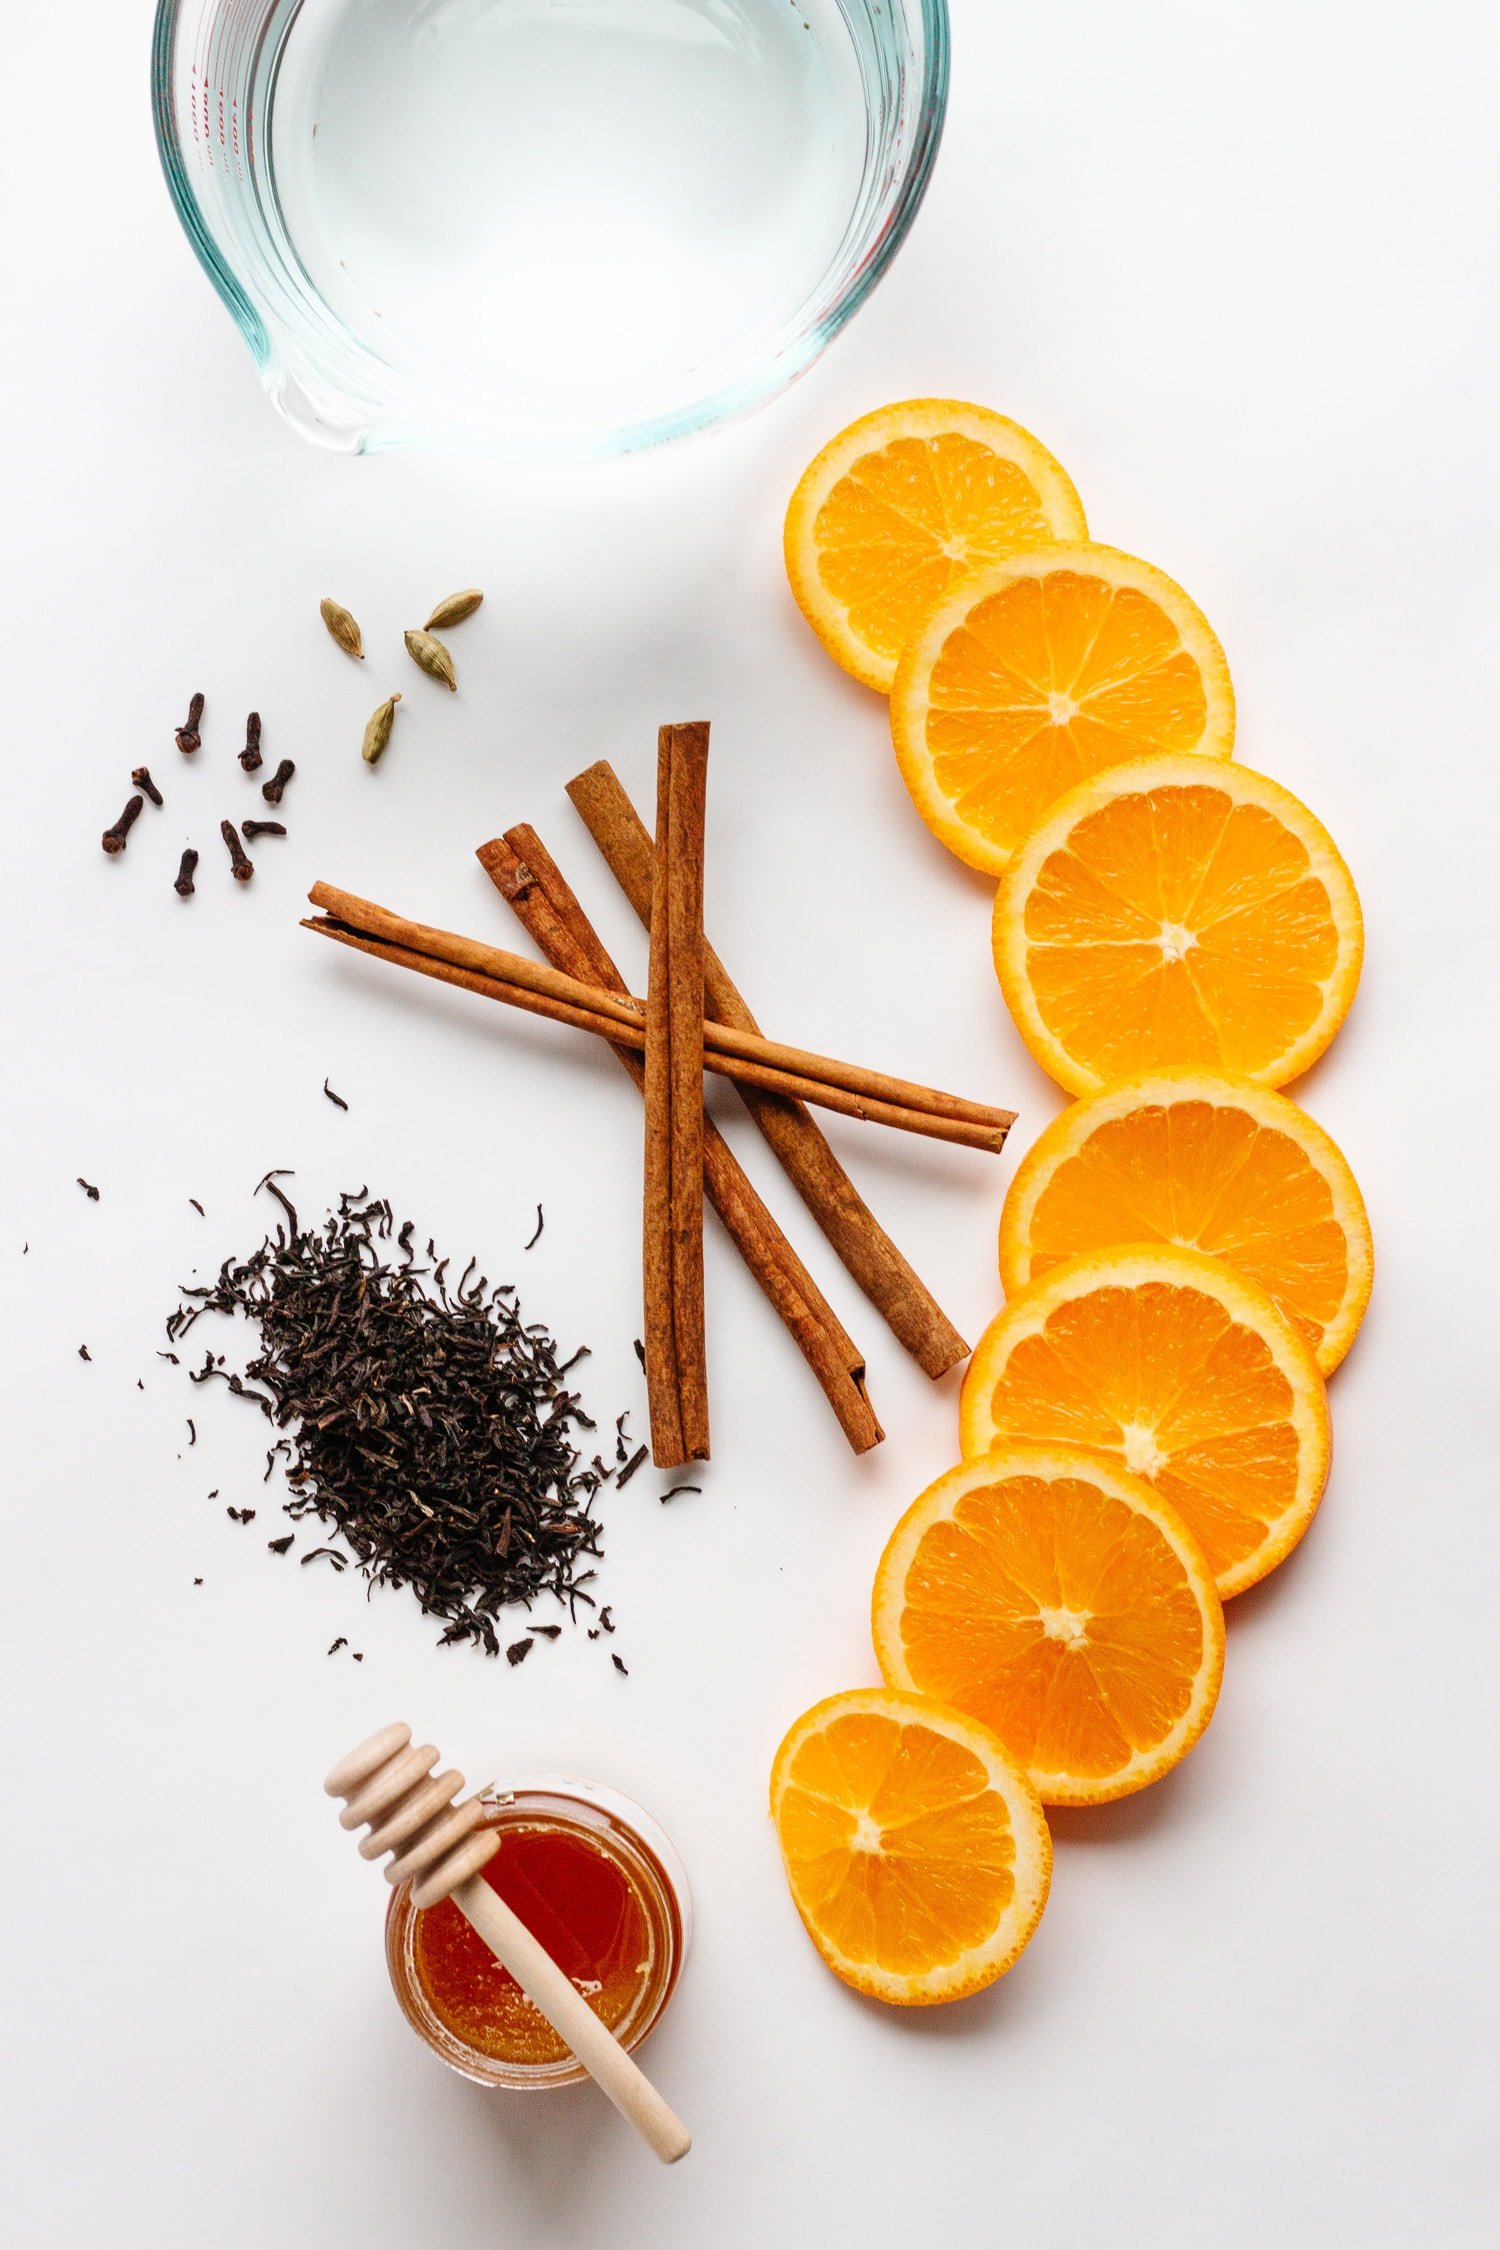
[303,725,1016,1465]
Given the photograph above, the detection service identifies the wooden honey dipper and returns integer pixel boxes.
[325,1723,692,2164]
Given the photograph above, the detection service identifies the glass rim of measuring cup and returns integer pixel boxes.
[150,0,952,462]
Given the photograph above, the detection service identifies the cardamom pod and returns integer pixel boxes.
[320,597,364,659]
[361,692,402,766]
[424,588,484,631]
[404,627,457,692]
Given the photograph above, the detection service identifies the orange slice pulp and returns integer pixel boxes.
[999,1070,1373,1374]
[992,754,1363,1093]
[959,1244,1331,1599]
[769,1687,1052,2005]
[892,545,1235,874]
[784,400,1087,694]
[872,1448,1224,1805]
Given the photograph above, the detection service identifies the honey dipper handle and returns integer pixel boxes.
[452,1875,692,2164]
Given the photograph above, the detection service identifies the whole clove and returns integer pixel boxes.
[241,820,286,841]
[240,712,263,772]
[77,1178,100,1200]
[261,760,295,806]
[174,848,199,898]
[131,766,164,807]
[176,692,205,754]
[102,794,145,854]
[220,820,254,882]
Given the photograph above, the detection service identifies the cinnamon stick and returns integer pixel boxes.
[642,723,710,1465]
[565,759,970,1379]
[477,830,883,1454]
[303,883,1013,1155]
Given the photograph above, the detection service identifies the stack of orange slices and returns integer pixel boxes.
[771,402,1371,2009]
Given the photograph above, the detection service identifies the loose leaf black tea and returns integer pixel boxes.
[167,1186,612,1655]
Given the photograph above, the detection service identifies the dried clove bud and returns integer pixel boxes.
[241,819,286,841]
[102,795,145,854]
[424,588,484,631]
[239,711,263,772]
[220,819,254,882]
[404,627,457,692]
[173,848,199,898]
[175,691,205,754]
[319,598,364,659]
[261,759,296,805]
[131,766,164,807]
[361,691,402,765]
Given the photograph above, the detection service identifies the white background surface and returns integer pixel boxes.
[3,3,1498,2244]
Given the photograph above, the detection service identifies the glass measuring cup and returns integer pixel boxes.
[152,0,950,459]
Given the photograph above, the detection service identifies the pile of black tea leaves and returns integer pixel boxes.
[166,1178,614,1653]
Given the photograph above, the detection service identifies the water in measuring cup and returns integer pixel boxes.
[271,0,870,411]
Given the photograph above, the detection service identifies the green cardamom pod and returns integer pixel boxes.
[320,597,364,659]
[424,588,484,631]
[361,692,402,766]
[404,627,457,692]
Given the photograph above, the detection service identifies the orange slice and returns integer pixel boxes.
[872,1448,1224,1806]
[993,754,1364,1093]
[999,1070,1373,1374]
[784,400,1087,694]
[769,1687,1052,2006]
[959,1245,1331,1599]
[891,545,1235,874]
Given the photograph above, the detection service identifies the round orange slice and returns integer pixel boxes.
[769,1687,1052,2006]
[999,1070,1374,1374]
[872,1448,1224,1806]
[959,1245,1331,1599]
[783,400,1087,694]
[993,753,1364,1094]
[891,545,1235,874]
